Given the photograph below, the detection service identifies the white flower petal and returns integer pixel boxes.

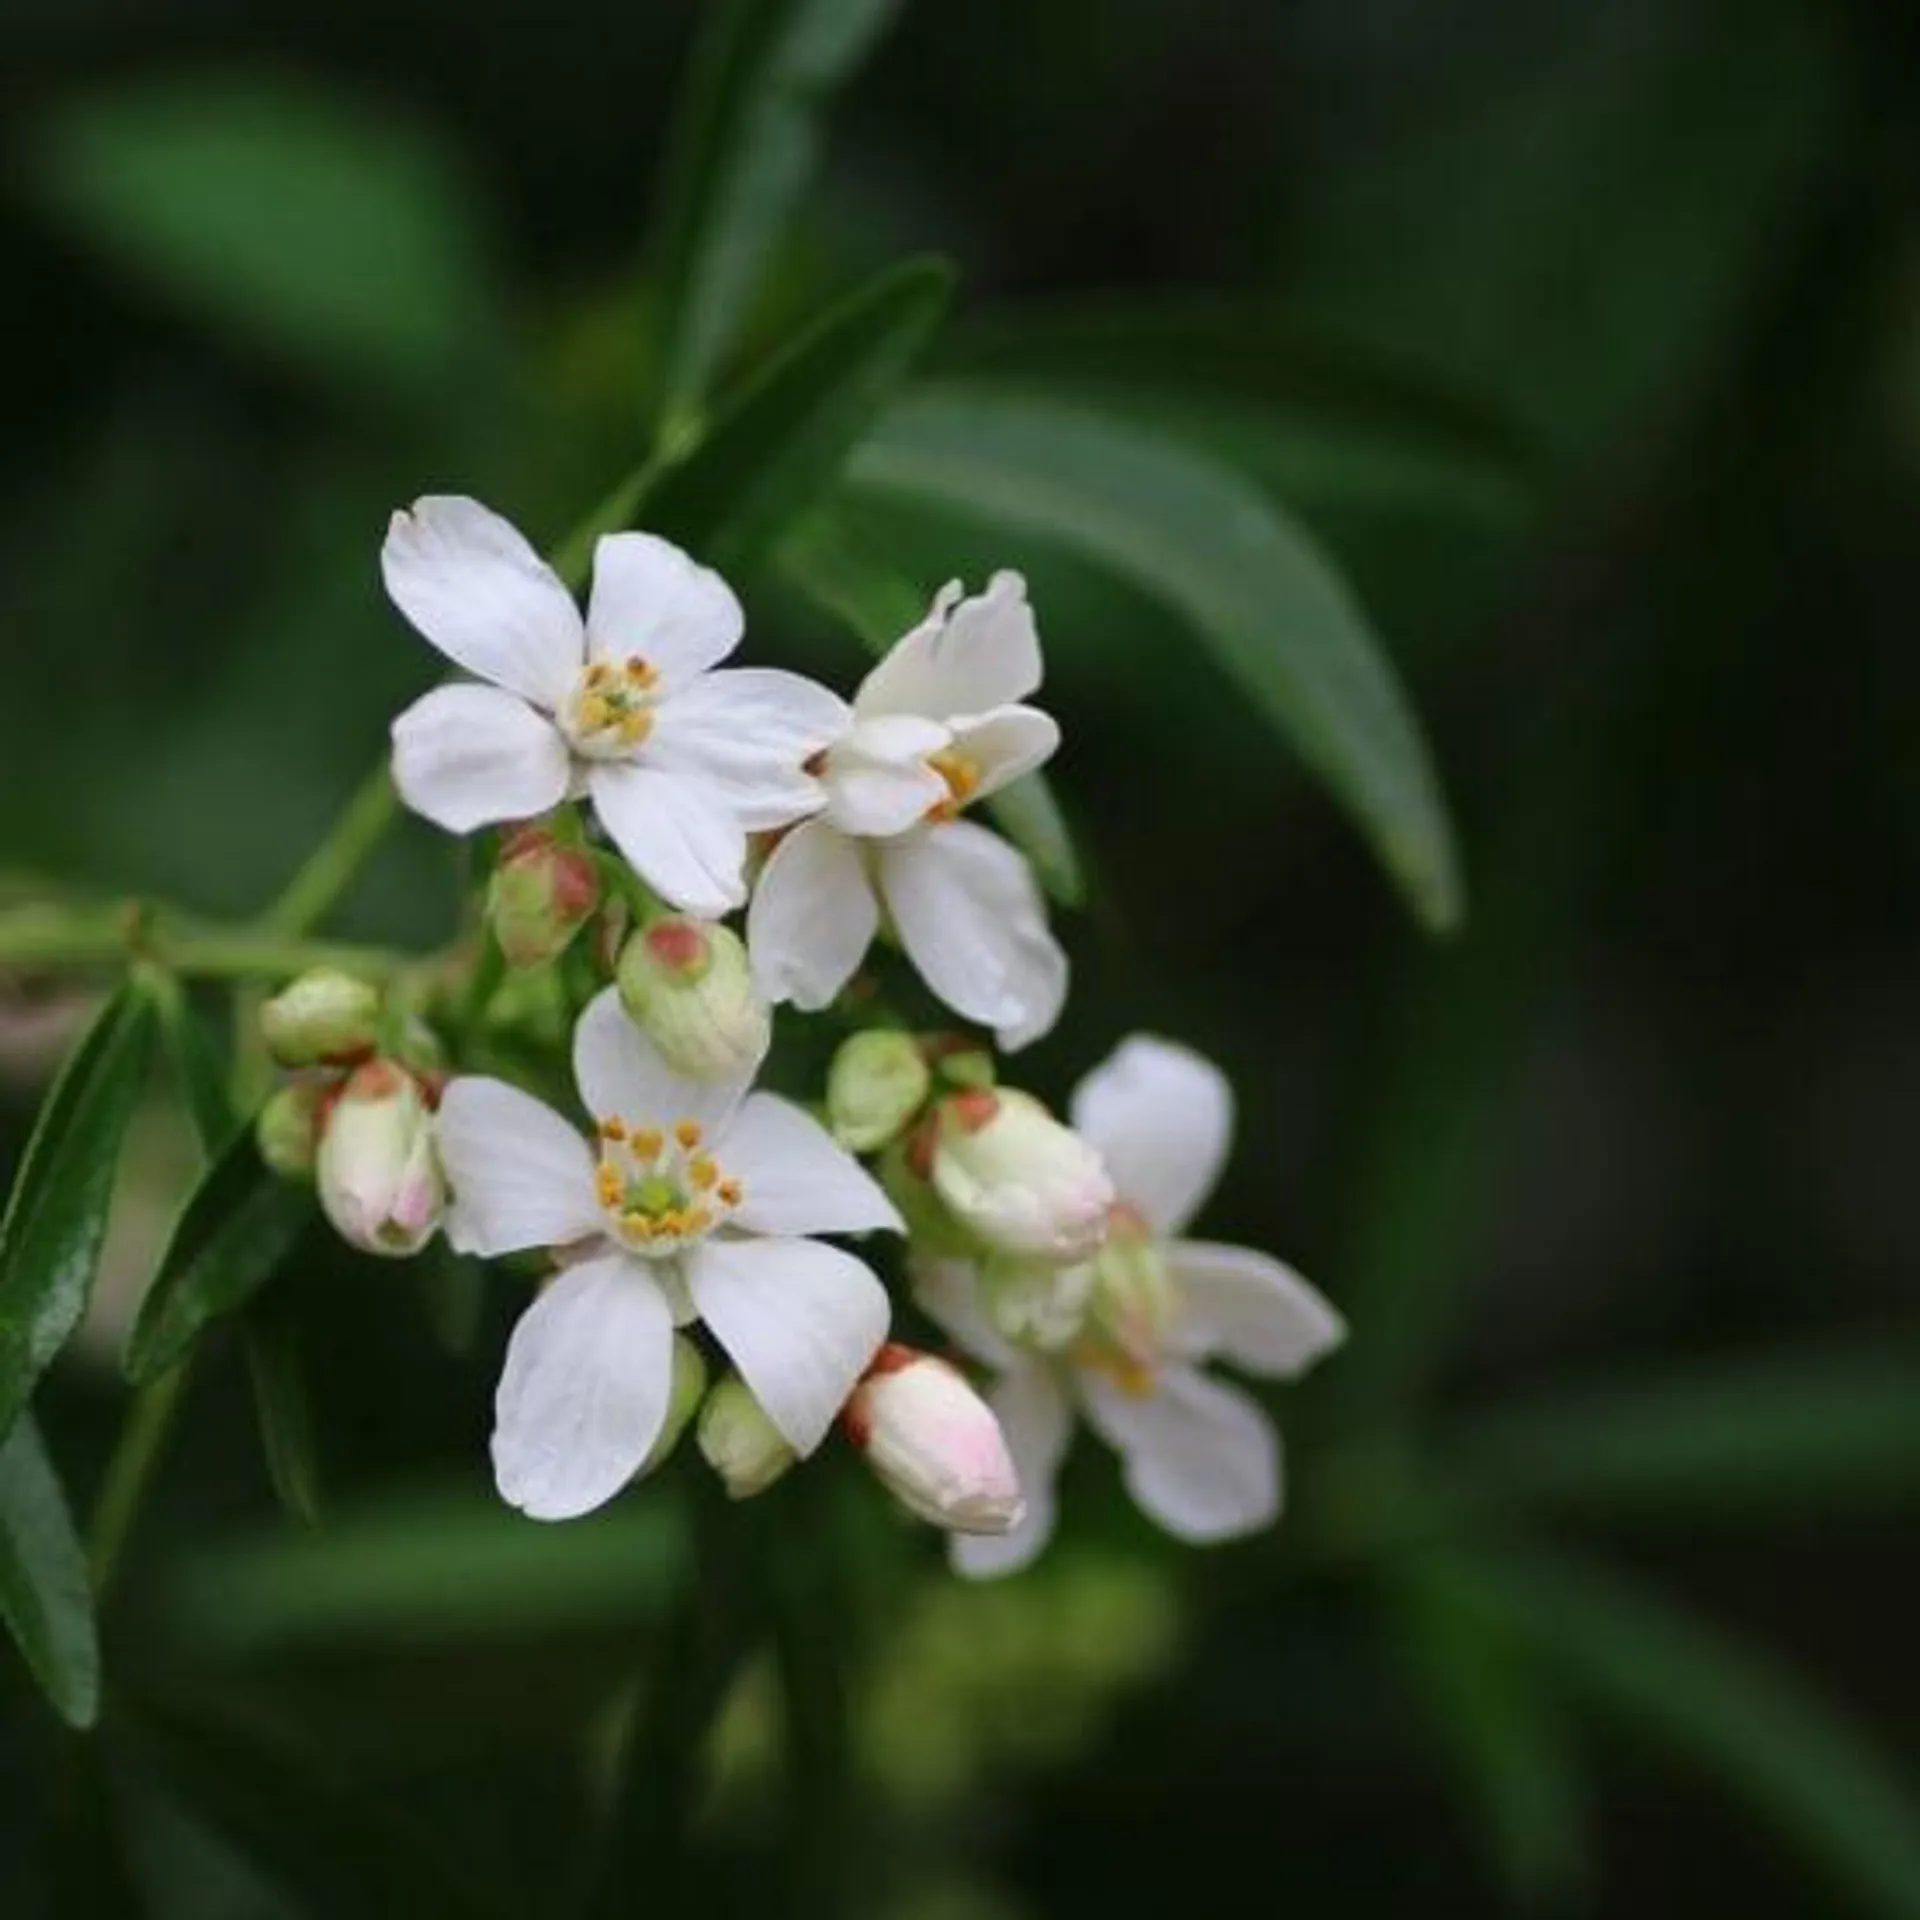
[877,822,1066,1050]
[910,1257,1016,1369]
[1080,1364,1279,1543]
[646,668,846,830]
[491,1254,674,1520]
[948,704,1060,802]
[390,684,572,835]
[572,986,755,1133]
[823,714,951,838]
[584,532,743,688]
[952,1363,1072,1580]
[587,763,747,918]
[435,1077,602,1256]
[1169,1242,1345,1378]
[720,1093,904,1238]
[382,496,583,708]
[1069,1035,1232,1236]
[746,820,878,1010]
[856,572,1042,722]
[687,1236,889,1453]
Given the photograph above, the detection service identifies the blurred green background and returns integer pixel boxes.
[7,0,1920,1913]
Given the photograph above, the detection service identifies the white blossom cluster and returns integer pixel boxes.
[275,494,1343,1576]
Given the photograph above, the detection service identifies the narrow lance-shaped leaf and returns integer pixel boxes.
[553,257,953,589]
[849,384,1464,932]
[780,504,1088,906]
[124,1123,314,1386]
[1479,1550,1920,1920]
[649,0,906,434]
[0,1413,100,1729]
[150,971,238,1155]
[0,981,157,1439]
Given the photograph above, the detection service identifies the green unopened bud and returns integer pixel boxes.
[642,1335,710,1473]
[260,969,381,1068]
[488,827,601,969]
[827,1030,932,1153]
[616,917,769,1082]
[926,1040,996,1091]
[316,1060,444,1258]
[697,1376,795,1499]
[1074,1204,1182,1393]
[256,1080,325,1180]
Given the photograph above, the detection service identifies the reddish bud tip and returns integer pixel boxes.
[645,919,710,976]
[945,1088,1001,1134]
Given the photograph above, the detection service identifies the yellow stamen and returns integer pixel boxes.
[622,1209,654,1240]
[689,1155,718,1191]
[596,1166,623,1207]
[600,1116,627,1142]
[717,1176,743,1207]
[674,1120,703,1151]
[687,1205,713,1235]
[632,1127,664,1161]
[924,749,982,824]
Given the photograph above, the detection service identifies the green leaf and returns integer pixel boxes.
[780,504,1088,906]
[1479,1550,1920,1919]
[26,76,501,402]
[651,0,906,431]
[944,300,1537,525]
[554,258,953,588]
[0,982,156,1440]
[1447,1348,1920,1522]
[169,1488,687,1656]
[0,1413,100,1729]
[1388,1552,1592,1909]
[241,1311,321,1529]
[124,1125,314,1386]
[150,972,238,1157]
[848,385,1463,931]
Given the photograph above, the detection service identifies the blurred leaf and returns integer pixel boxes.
[849,385,1463,930]
[0,981,156,1440]
[946,300,1538,524]
[124,1126,314,1385]
[1388,1551,1592,1910]
[419,1247,487,1359]
[555,257,953,586]
[0,1413,100,1729]
[651,0,905,430]
[1448,1348,1920,1521]
[170,1488,687,1656]
[27,75,501,402]
[780,504,1088,905]
[1480,1551,1920,1919]
[241,1311,322,1529]
[151,974,238,1157]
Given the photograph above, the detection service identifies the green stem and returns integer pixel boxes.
[0,904,409,983]
[87,1360,194,1598]
[264,761,399,936]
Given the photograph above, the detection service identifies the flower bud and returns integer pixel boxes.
[641,1335,709,1473]
[315,1060,444,1258]
[827,1030,932,1153]
[843,1345,1024,1535]
[260,969,381,1068]
[697,1376,795,1498]
[616,918,770,1083]
[487,827,600,969]
[928,1089,1114,1265]
[979,1250,1096,1352]
[256,1079,325,1180]
[1075,1204,1182,1395]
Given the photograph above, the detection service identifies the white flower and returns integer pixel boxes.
[434,989,900,1520]
[914,1035,1344,1578]
[747,573,1067,1048]
[384,496,847,918]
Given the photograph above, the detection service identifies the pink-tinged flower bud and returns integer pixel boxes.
[256,1079,325,1180]
[259,969,381,1068]
[616,917,770,1082]
[827,1029,931,1153]
[697,1376,795,1498]
[315,1060,444,1258]
[928,1088,1114,1265]
[487,827,600,969]
[843,1345,1024,1535]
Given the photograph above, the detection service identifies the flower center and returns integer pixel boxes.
[1070,1202,1180,1398]
[593,1115,744,1257]
[562,657,660,759]
[922,748,982,824]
